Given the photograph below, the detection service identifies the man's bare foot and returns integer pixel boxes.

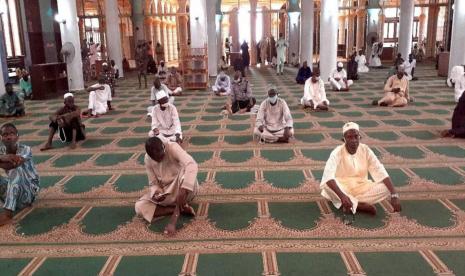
[181,204,196,216]
[69,143,77,149]
[40,144,53,151]
[357,203,377,216]
[163,223,176,236]
[0,210,13,226]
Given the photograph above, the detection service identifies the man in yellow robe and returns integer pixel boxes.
[320,122,401,216]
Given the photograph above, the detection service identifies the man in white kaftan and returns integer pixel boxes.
[369,42,383,67]
[85,78,112,116]
[301,67,329,110]
[259,37,268,65]
[275,33,289,75]
[254,88,294,143]
[149,90,182,143]
[320,122,401,216]
[329,62,353,91]
[355,50,369,73]
[212,70,231,96]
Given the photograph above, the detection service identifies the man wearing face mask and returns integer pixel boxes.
[373,65,410,107]
[225,70,256,114]
[301,67,329,111]
[254,88,294,143]
[149,90,182,144]
[329,62,353,91]
[148,76,175,115]
[212,70,231,96]
[135,137,198,236]
[320,122,401,217]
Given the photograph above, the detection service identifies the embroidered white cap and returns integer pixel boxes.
[337,62,343,68]
[155,90,168,101]
[64,92,74,99]
[342,122,359,135]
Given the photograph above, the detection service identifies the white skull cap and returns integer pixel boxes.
[342,122,359,135]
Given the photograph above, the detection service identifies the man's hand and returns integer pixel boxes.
[152,128,160,136]
[1,155,25,167]
[283,127,291,139]
[341,194,353,212]
[152,192,166,203]
[390,198,402,212]
[392,88,401,93]
[175,133,182,144]
[258,125,264,133]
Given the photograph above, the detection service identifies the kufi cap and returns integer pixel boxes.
[156,90,168,101]
[337,62,343,68]
[342,122,359,135]
[64,92,74,99]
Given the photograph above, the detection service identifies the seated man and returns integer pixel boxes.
[403,54,417,81]
[329,62,353,91]
[149,90,182,143]
[41,93,86,150]
[157,60,168,80]
[19,73,32,99]
[320,122,401,219]
[148,76,175,115]
[373,65,410,107]
[447,65,465,103]
[295,61,312,84]
[164,67,183,96]
[0,123,40,226]
[254,87,294,143]
[225,71,256,114]
[347,53,359,81]
[83,77,112,117]
[289,53,299,67]
[355,50,369,73]
[301,67,329,111]
[212,70,231,96]
[440,93,465,139]
[0,83,25,117]
[219,55,229,71]
[135,137,198,235]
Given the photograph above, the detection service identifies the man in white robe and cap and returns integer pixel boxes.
[254,87,294,143]
[447,65,465,103]
[212,70,231,96]
[320,122,401,218]
[149,90,182,144]
[355,50,369,73]
[275,33,289,75]
[329,62,353,91]
[148,76,175,115]
[301,67,329,111]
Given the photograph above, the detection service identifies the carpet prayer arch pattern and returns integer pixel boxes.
[1,65,465,275]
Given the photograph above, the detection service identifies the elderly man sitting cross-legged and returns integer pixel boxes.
[320,122,401,220]
[301,67,329,111]
[135,137,198,235]
[254,87,294,143]
[373,65,410,107]
[149,90,182,144]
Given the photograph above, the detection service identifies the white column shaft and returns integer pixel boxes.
[320,0,338,81]
[398,0,414,59]
[448,0,465,74]
[300,0,314,65]
[206,0,217,76]
[57,0,84,91]
[189,0,207,48]
[105,0,124,77]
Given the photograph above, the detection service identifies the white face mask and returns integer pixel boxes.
[268,95,278,104]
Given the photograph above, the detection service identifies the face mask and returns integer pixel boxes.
[268,95,278,104]
[161,102,169,108]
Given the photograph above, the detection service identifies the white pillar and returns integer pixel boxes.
[398,0,414,59]
[288,12,300,64]
[0,16,7,95]
[300,0,314,65]
[206,0,217,76]
[57,0,84,91]
[105,0,124,77]
[132,0,145,43]
[448,0,465,75]
[320,0,338,82]
[189,0,207,48]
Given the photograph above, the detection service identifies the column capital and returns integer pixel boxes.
[356,9,367,17]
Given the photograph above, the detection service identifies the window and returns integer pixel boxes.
[0,0,22,57]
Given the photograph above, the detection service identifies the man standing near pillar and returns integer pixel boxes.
[259,37,268,66]
[276,33,289,75]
